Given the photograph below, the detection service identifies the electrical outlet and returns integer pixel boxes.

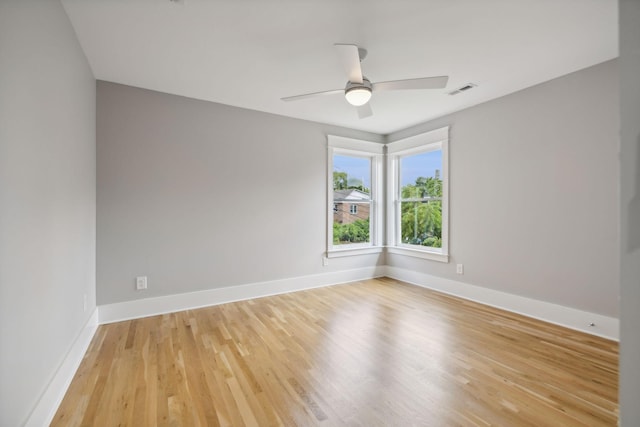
[456,264,464,274]
[322,257,329,266]
[136,276,148,290]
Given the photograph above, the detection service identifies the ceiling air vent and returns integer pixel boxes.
[448,83,477,96]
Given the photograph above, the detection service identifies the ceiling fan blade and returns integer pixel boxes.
[281,89,343,102]
[334,44,363,84]
[373,76,449,92]
[356,103,373,119]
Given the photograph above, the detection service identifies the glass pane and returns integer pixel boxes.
[400,201,442,248]
[400,150,442,197]
[399,150,442,248]
[333,155,371,245]
[333,155,371,194]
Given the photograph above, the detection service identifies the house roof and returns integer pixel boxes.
[333,189,371,202]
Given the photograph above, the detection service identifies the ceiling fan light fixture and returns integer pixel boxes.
[345,87,372,106]
[344,78,373,106]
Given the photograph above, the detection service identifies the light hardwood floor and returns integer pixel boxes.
[52,278,618,426]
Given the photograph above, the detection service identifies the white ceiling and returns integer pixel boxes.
[61,0,618,135]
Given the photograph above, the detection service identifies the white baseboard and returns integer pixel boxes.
[99,265,619,340]
[385,266,619,341]
[98,266,386,324]
[24,308,99,427]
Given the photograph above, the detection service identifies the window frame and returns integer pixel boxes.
[386,127,449,263]
[327,135,384,258]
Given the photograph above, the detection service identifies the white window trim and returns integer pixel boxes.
[327,135,384,258]
[386,127,450,263]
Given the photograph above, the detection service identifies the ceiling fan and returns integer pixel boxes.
[281,44,449,119]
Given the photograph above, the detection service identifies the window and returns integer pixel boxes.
[327,136,383,257]
[399,151,442,247]
[387,127,449,262]
[333,154,371,244]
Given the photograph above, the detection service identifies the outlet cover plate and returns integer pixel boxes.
[136,276,148,290]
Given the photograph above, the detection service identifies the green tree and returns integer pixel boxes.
[334,171,370,194]
[333,171,348,190]
[400,176,442,247]
[333,218,370,244]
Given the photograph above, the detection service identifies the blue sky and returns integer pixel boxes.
[334,151,442,187]
[334,155,371,188]
[400,151,442,185]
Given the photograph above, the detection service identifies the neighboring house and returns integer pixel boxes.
[333,189,370,224]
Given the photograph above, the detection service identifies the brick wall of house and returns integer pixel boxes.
[333,201,370,224]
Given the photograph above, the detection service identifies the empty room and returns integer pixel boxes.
[1,0,639,426]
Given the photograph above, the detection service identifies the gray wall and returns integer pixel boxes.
[97,82,384,305]
[0,1,96,426]
[619,0,640,424]
[387,60,620,318]
[97,61,619,319]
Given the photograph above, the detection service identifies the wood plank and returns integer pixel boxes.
[52,278,619,426]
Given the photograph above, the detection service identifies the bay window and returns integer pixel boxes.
[327,127,448,262]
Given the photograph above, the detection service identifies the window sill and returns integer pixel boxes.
[386,246,449,263]
[327,246,384,258]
